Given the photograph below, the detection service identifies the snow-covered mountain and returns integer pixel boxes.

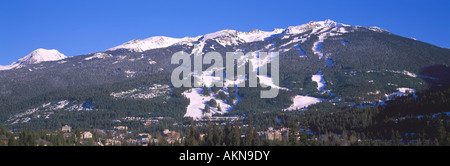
[105,19,360,53]
[0,48,66,71]
[2,19,353,71]
[1,19,450,129]
[106,36,202,52]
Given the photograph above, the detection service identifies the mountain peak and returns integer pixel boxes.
[0,48,66,71]
[311,19,349,27]
[322,19,346,27]
[284,19,349,34]
[17,48,67,65]
[202,29,239,40]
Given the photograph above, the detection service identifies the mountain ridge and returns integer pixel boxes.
[104,19,379,53]
[0,19,449,129]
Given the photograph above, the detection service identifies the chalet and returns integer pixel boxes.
[61,125,71,132]
[162,129,171,135]
[137,135,150,145]
[166,131,181,144]
[81,131,93,139]
[113,126,128,131]
[263,127,287,141]
[106,139,122,146]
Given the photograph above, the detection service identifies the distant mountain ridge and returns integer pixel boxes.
[106,19,359,53]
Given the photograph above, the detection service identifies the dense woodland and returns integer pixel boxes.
[1,84,449,146]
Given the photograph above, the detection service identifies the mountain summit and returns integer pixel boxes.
[0,48,66,70]
[16,48,66,65]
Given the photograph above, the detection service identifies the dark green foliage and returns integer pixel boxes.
[184,123,201,146]
[204,105,210,114]
[209,99,217,107]
[202,85,210,96]
[217,91,227,100]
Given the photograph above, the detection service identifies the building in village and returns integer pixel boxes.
[61,125,71,132]
[81,131,93,139]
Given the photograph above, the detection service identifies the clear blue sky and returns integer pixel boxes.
[1,0,449,65]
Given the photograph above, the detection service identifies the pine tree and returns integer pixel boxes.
[288,120,298,146]
[391,129,401,146]
[212,123,223,146]
[185,123,201,146]
[437,121,447,145]
[202,85,210,96]
[231,120,241,146]
[244,117,260,146]
[224,123,232,146]
[218,91,227,100]
[209,99,217,107]
[204,105,210,114]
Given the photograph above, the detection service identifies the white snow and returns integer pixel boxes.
[0,65,10,70]
[387,70,417,78]
[6,100,71,124]
[257,75,289,91]
[85,52,112,60]
[287,20,350,59]
[110,84,170,100]
[385,87,416,100]
[107,36,201,52]
[18,48,66,65]
[284,19,349,35]
[193,69,223,87]
[246,51,279,73]
[191,42,206,55]
[402,70,417,78]
[312,71,326,91]
[0,48,66,71]
[368,26,388,33]
[200,28,283,47]
[104,19,354,57]
[397,87,416,94]
[182,88,233,120]
[283,95,322,111]
[124,70,136,78]
[224,75,246,87]
[312,39,325,59]
[237,29,284,43]
[183,86,240,120]
[367,90,381,95]
[202,29,240,46]
[280,37,307,48]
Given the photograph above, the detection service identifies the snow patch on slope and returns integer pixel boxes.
[312,71,326,91]
[85,52,113,60]
[283,95,322,111]
[182,87,239,120]
[107,36,201,52]
[385,87,416,101]
[110,84,171,100]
